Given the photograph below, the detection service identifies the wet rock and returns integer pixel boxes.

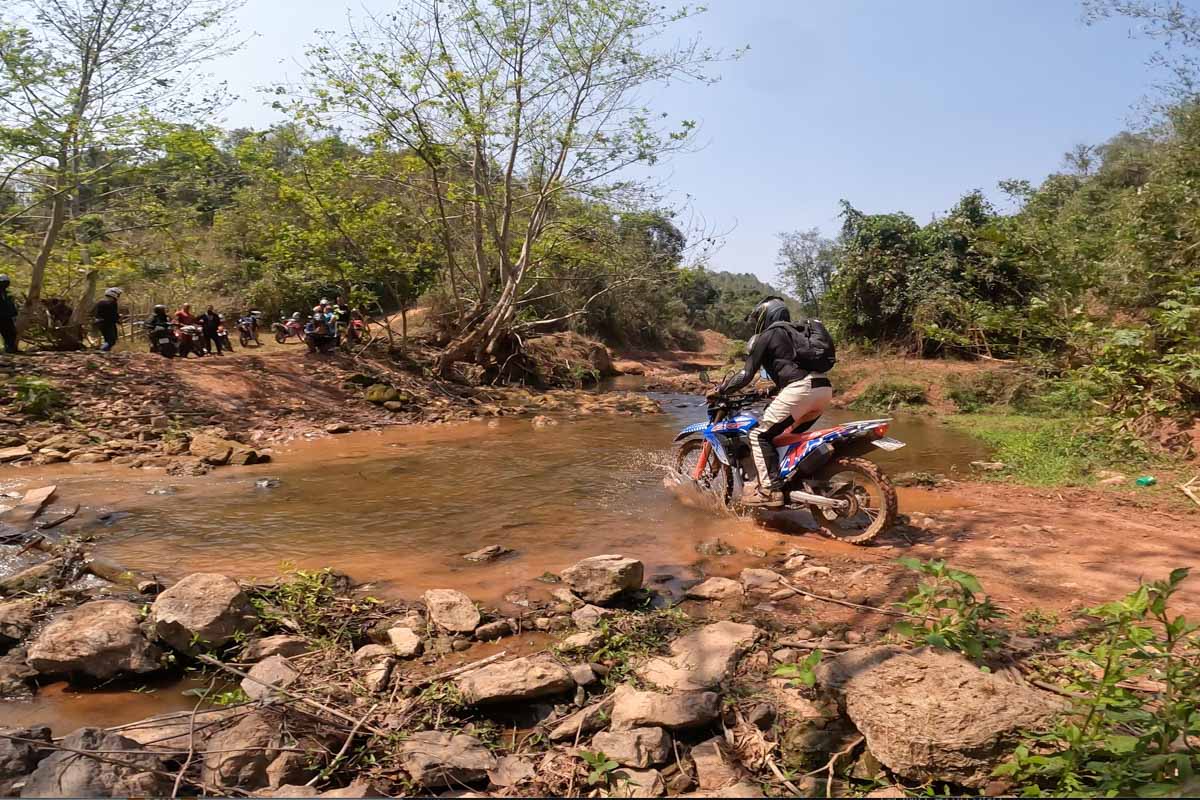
[201,711,282,789]
[0,653,37,698]
[146,485,176,496]
[423,589,481,634]
[637,621,760,691]
[241,655,299,701]
[189,434,237,465]
[970,460,1007,472]
[22,728,170,797]
[3,485,55,525]
[572,604,615,630]
[739,568,783,592]
[591,727,672,768]
[364,385,398,404]
[452,638,472,652]
[324,423,352,434]
[150,573,257,652]
[695,538,736,556]
[27,600,161,680]
[610,685,721,730]
[243,635,310,661]
[531,415,558,428]
[352,645,395,694]
[690,737,740,790]
[474,620,513,641]
[386,627,423,658]
[0,725,49,795]
[547,697,615,742]
[0,561,60,596]
[817,646,1064,788]
[382,400,405,412]
[166,457,212,476]
[255,478,281,489]
[397,730,496,788]
[463,545,512,563]
[487,754,535,788]
[561,554,644,605]
[560,630,604,653]
[685,577,743,601]
[455,656,574,704]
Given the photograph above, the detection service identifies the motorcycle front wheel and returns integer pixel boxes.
[810,457,897,544]
[674,437,734,507]
[274,330,288,344]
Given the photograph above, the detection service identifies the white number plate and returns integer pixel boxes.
[158,338,170,344]
[872,436,906,451]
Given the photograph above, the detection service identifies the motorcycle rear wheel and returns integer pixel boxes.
[239,334,251,347]
[674,437,733,507]
[810,457,896,544]
[274,330,288,344]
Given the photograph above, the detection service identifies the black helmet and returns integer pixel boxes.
[153,304,167,314]
[746,296,791,336]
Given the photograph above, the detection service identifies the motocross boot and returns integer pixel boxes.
[741,481,784,508]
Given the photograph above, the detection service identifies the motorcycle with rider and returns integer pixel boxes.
[674,297,902,544]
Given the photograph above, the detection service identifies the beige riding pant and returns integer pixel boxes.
[750,374,833,489]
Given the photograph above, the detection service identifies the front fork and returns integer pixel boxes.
[692,407,728,481]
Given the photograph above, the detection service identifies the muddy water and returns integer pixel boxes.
[1,394,988,733]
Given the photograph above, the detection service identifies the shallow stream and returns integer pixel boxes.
[0,392,989,732]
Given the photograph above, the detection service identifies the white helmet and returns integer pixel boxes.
[104,287,123,299]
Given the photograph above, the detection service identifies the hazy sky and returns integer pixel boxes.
[207,0,1165,283]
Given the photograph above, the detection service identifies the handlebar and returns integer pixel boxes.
[707,389,771,410]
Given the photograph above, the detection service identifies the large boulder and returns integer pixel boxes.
[591,727,672,768]
[560,555,644,605]
[189,434,254,466]
[0,726,49,796]
[610,685,720,730]
[816,646,1064,788]
[637,621,760,691]
[396,731,496,788]
[26,601,161,680]
[22,728,170,797]
[149,573,257,652]
[456,656,574,704]
[422,589,481,634]
[685,577,743,602]
[0,599,40,647]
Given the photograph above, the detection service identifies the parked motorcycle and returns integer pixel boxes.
[344,317,366,347]
[272,315,305,344]
[176,324,205,358]
[216,319,235,352]
[237,315,260,347]
[142,320,178,359]
[673,389,902,544]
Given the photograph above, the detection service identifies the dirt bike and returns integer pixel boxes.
[273,316,304,344]
[237,316,260,347]
[138,321,178,358]
[176,324,205,358]
[672,389,903,544]
[343,318,366,347]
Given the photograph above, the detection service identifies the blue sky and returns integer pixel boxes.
[208,0,1166,283]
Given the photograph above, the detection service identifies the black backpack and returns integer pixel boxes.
[769,319,837,374]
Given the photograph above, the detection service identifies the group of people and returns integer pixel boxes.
[301,297,358,351]
[92,287,248,357]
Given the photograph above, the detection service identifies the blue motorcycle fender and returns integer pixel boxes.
[702,429,732,465]
[672,421,709,442]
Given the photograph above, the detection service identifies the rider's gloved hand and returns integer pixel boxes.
[705,391,723,404]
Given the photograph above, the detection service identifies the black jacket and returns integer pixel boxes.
[94,297,120,324]
[718,323,809,395]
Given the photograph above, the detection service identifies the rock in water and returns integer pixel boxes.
[26,601,161,680]
[22,728,170,797]
[456,656,575,704]
[637,621,760,691]
[397,731,496,788]
[560,555,644,605]
[386,627,423,657]
[685,577,744,601]
[423,589,481,634]
[462,545,512,563]
[590,727,672,768]
[149,573,257,652]
[816,646,1064,788]
[610,685,720,730]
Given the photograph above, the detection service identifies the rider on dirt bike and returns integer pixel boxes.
[709,297,834,508]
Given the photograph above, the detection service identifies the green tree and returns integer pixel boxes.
[775,228,837,315]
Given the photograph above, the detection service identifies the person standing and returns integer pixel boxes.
[175,303,198,326]
[199,305,224,354]
[93,288,123,352]
[0,276,19,354]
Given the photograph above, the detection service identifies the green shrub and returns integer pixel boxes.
[891,558,1005,661]
[11,376,65,418]
[852,378,927,412]
[723,339,747,364]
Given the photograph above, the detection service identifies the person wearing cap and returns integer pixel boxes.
[0,275,18,354]
[94,288,123,351]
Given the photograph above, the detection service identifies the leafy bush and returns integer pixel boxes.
[852,378,927,412]
[946,370,1041,413]
[996,569,1199,796]
[892,558,1005,661]
[724,338,747,364]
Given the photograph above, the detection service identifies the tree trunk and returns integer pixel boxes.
[17,187,67,335]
